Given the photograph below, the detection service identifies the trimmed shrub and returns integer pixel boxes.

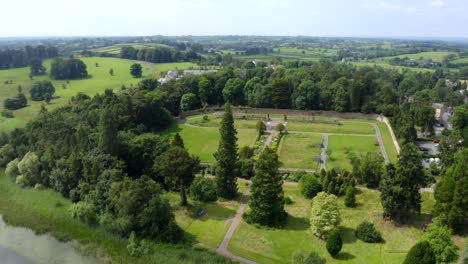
[344,186,356,207]
[355,221,383,243]
[299,174,322,199]
[188,177,217,202]
[403,241,436,264]
[326,229,342,257]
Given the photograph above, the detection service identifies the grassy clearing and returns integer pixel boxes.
[164,124,257,163]
[229,185,441,264]
[287,121,375,134]
[0,170,232,264]
[89,43,175,54]
[0,57,198,132]
[327,135,380,170]
[278,133,323,170]
[374,51,456,62]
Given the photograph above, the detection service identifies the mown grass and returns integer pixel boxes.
[287,121,375,134]
[164,124,258,163]
[0,57,198,132]
[0,169,233,264]
[326,135,381,170]
[229,185,441,264]
[278,133,323,169]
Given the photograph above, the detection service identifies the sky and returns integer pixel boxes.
[1,0,467,38]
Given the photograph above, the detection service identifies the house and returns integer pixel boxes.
[183,69,218,76]
[158,70,179,84]
[432,103,453,128]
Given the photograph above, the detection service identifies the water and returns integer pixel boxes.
[0,215,101,264]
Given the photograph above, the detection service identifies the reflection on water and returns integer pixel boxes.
[0,215,101,264]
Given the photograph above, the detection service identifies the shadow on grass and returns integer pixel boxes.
[334,252,355,260]
[283,214,310,231]
[339,226,357,244]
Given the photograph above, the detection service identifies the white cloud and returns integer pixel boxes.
[429,0,445,7]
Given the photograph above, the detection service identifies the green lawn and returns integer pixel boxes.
[278,133,323,170]
[375,122,398,163]
[287,121,375,134]
[0,169,232,264]
[451,57,468,64]
[229,185,440,264]
[0,57,198,132]
[164,124,257,163]
[186,114,258,129]
[326,135,381,170]
[350,61,435,73]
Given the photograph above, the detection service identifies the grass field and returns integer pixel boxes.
[0,170,232,264]
[326,135,381,170]
[278,133,323,169]
[164,124,257,163]
[89,43,175,54]
[451,57,468,64]
[350,61,436,73]
[374,51,456,62]
[186,114,258,129]
[228,185,451,264]
[287,121,375,134]
[0,57,198,132]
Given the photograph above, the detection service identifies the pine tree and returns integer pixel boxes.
[171,133,185,148]
[326,229,343,257]
[245,147,287,226]
[214,103,239,199]
[380,143,424,222]
[344,186,356,207]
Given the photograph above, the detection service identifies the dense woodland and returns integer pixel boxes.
[0,45,58,69]
[120,46,201,63]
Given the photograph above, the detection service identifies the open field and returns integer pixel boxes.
[278,133,323,169]
[373,51,456,62]
[164,124,258,163]
[326,135,381,170]
[350,61,436,73]
[89,43,175,54]
[0,170,232,264]
[451,57,468,64]
[228,185,463,264]
[0,57,198,132]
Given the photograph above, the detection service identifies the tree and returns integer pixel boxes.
[5,158,20,179]
[214,104,239,199]
[271,77,290,109]
[275,123,285,132]
[30,80,55,101]
[326,229,343,257]
[0,144,15,167]
[4,93,27,110]
[98,107,119,156]
[157,145,199,206]
[344,185,356,207]
[360,152,384,188]
[355,221,382,243]
[403,241,436,264]
[245,147,286,226]
[299,174,322,199]
[310,192,341,239]
[130,63,143,78]
[180,93,200,112]
[50,58,88,80]
[188,176,217,202]
[238,145,254,159]
[17,151,41,187]
[416,104,436,137]
[109,68,114,76]
[171,133,184,148]
[256,121,266,134]
[422,223,459,263]
[434,149,468,230]
[29,58,46,76]
[380,143,424,222]
[222,78,245,105]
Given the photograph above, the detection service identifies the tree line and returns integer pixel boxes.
[0,45,58,70]
[120,46,200,63]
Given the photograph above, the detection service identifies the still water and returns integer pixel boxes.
[0,215,101,264]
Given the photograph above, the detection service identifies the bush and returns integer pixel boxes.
[403,241,436,264]
[299,174,322,199]
[69,201,98,225]
[188,177,217,202]
[344,186,356,207]
[239,145,254,159]
[0,144,15,167]
[17,151,41,187]
[326,229,342,257]
[1,110,14,118]
[15,175,28,187]
[355,221,383,243]
[276,123,285,132]
[292,250,326,264]
[238,159,255,179]
[284,196,294,205]
[30,81,55,101]
[5,158,20,179]
[4,93,27,110]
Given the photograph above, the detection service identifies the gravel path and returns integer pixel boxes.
[216,188,257,264]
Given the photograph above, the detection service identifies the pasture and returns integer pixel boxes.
[228,185,447,264]
[0,57,197,132]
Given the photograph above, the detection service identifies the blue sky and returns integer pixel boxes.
[1,0,466,38]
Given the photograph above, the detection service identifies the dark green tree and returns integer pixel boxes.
[245,147,287,226]
[344,185,356,207]
[30,81,55,101]
[214,103,239,199]
[360,152,384,188]
[299,174,322,199]
[29,58,46,76]
[403,241,436,264]
[326,229,343,257]
[98,107,119,156]
[180,93,200,112]
[222,78,245,105]
[130,63,143,78]
[171,133,185,148]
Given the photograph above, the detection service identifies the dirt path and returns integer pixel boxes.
[263,133,274,149]
[216,188,257,264]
